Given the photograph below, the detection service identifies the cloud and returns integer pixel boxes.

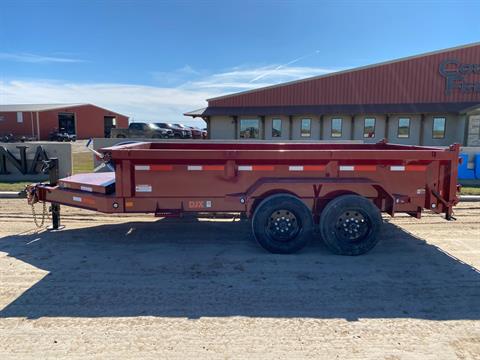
[0,52,86,63]
[0,64,340,125]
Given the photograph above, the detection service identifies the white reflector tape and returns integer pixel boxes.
[238,166,253,171]
[188,165,202,171]
[72,196,82,202]
[339,166,354,171]
[135,165,150,171]
[390,166,405,171]
[80,186,93,192]
[136,184,152,192]
[289,166,304,171]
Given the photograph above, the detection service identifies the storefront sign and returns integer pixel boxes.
[439,59,480,95]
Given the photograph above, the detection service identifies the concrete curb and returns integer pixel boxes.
[0,191,24,199]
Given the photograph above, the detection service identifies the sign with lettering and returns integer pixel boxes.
[0,142,72,181]
[439,59,480,95]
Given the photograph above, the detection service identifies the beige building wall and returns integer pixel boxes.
[422,114,463,146]
[207,113,470,146]
[291,115,320,140]
[210,116,236,140]
[322,115,353,140]
[387,114,422,145]
[264,116,289,140]
[353,115,386,143]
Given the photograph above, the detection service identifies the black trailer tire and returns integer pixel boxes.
[252,194,313,254]
[319,194,382,256]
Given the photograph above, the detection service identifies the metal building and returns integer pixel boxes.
[0,103,129,140]
[186,43,480,146]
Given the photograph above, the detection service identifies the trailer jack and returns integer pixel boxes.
[26,158,63,231]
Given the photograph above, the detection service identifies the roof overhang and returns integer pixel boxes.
[185,102,480,117]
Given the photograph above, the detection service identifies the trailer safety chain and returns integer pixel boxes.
[31,201,49,228]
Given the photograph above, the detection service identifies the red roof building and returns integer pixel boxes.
[186,43,480,146]
[0,103,129,140]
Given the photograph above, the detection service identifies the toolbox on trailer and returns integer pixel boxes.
[27,140,461,255]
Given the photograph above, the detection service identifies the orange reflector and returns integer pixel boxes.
[203,165,224,171]
[304,165,326,171]
[406,165,427,171]
[83,198,96,205]
[355,165,377,171]
[252,165,275,171]
[150,165,173,171]
[125,201,134,208]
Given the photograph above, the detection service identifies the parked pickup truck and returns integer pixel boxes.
[110,122,174,139]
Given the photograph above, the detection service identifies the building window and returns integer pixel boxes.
[272,118,282,137]
[301,118,311,137]
[363,118,376,138]
[331,118,342,137]
[397,118,410,138]
[16,112,23,123]
[240,119,259,139]
[433,117,446,139]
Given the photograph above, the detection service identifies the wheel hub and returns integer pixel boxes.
[336,211,369,242]
[267,209,299,241]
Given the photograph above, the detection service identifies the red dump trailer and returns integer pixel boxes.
[27,141,461,255]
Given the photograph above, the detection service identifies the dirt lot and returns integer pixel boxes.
[0,199,479,359]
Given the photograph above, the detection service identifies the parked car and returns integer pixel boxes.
[155,123,192,139]
[111,122,173,139]
[48,129,77,142]
[186,126,204,139]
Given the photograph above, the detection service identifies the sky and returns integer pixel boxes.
[0,0,479,126]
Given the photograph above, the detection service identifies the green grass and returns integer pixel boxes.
[0,152,94,192]
[461,186,480,195]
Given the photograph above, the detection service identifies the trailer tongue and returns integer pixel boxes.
[26,140,461,255]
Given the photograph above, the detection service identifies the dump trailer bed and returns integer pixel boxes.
[28,141,461,255]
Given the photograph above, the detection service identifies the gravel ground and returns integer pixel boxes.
[0,199,479,359]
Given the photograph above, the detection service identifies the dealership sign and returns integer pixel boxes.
[439,59,480,95]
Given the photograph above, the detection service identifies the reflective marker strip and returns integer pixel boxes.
[391,165,427,171]
[355,165,377,171]
[187,165,224,171]
[406,165,427,171]
[80,186,93,192]
[203,165,224,171]
[187,165,202,171]
[72,196,95,205]
[238,165,275,171]
[339,165,376,171]
[289,165,326,171]
[136,184,152,192]
[135,165,173,171]
[135,165,150,171]
[238,165,253,171]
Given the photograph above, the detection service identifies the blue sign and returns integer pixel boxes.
[458,152,480,180]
